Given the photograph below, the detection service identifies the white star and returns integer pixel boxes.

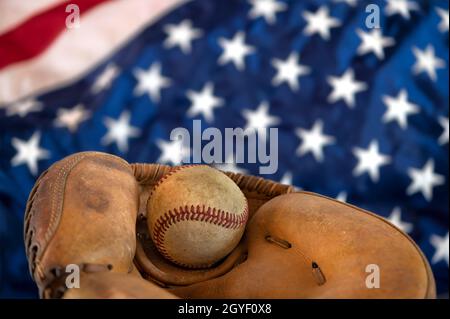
[356,28,395,60]
[430,232,449,266]
[295,120,335,162]
[302,6,341,40]
[101,111,140,153]
[186,82,224,123]
[353,140,391,182]
[336,191,348,202]
[242,101,280,139]
[133,62,171,103]
[156,139,190,165]
[91,64,119,93]
[271,52,311,91]
[412,45,446,82]
[214,154,248,174]
[280,171,301,190]
[382,89,420,129]
[248,0,287,24]
[333,0,358,7]
[436,7,449,33]
[6,99,42,117]
[54,104,91,133]
[280,171,293,185]
[438,116,449,145]
[163,20,202,53]
[407,159,445,201]
[386,207,413,233]
[218,32,255,71]
[327,69,367,108]
[385,0,419,20]
[11,131,50,175]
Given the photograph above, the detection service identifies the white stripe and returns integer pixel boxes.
[0,0,186,106]
[0,0,68,35]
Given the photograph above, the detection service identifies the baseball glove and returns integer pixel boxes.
[24,152,436,298]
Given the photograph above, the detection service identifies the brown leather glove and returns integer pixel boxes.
[24,152,436,298]
[24,152,176,298]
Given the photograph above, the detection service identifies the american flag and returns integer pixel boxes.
[0,0,448,298]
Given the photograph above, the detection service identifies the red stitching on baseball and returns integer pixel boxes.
[152,203,249,268]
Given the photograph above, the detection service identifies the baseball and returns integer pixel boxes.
[146,165,248,268]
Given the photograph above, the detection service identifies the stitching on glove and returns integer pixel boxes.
[24,154,84,279]
[265,235,292,249]
[265,235,326,286]
[312,262,326,286]
[152,204,249,268]
[224,171,295,197]
[43,263,113,299]
[24,152,131,282]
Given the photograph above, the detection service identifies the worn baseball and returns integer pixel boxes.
[146,165,248,268]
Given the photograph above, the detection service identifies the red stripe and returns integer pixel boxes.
[0,0,111,70]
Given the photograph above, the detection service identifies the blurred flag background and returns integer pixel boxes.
[0,0,448,298]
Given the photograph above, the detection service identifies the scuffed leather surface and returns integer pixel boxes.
[24,152,140,297]
[63,271,177,299]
